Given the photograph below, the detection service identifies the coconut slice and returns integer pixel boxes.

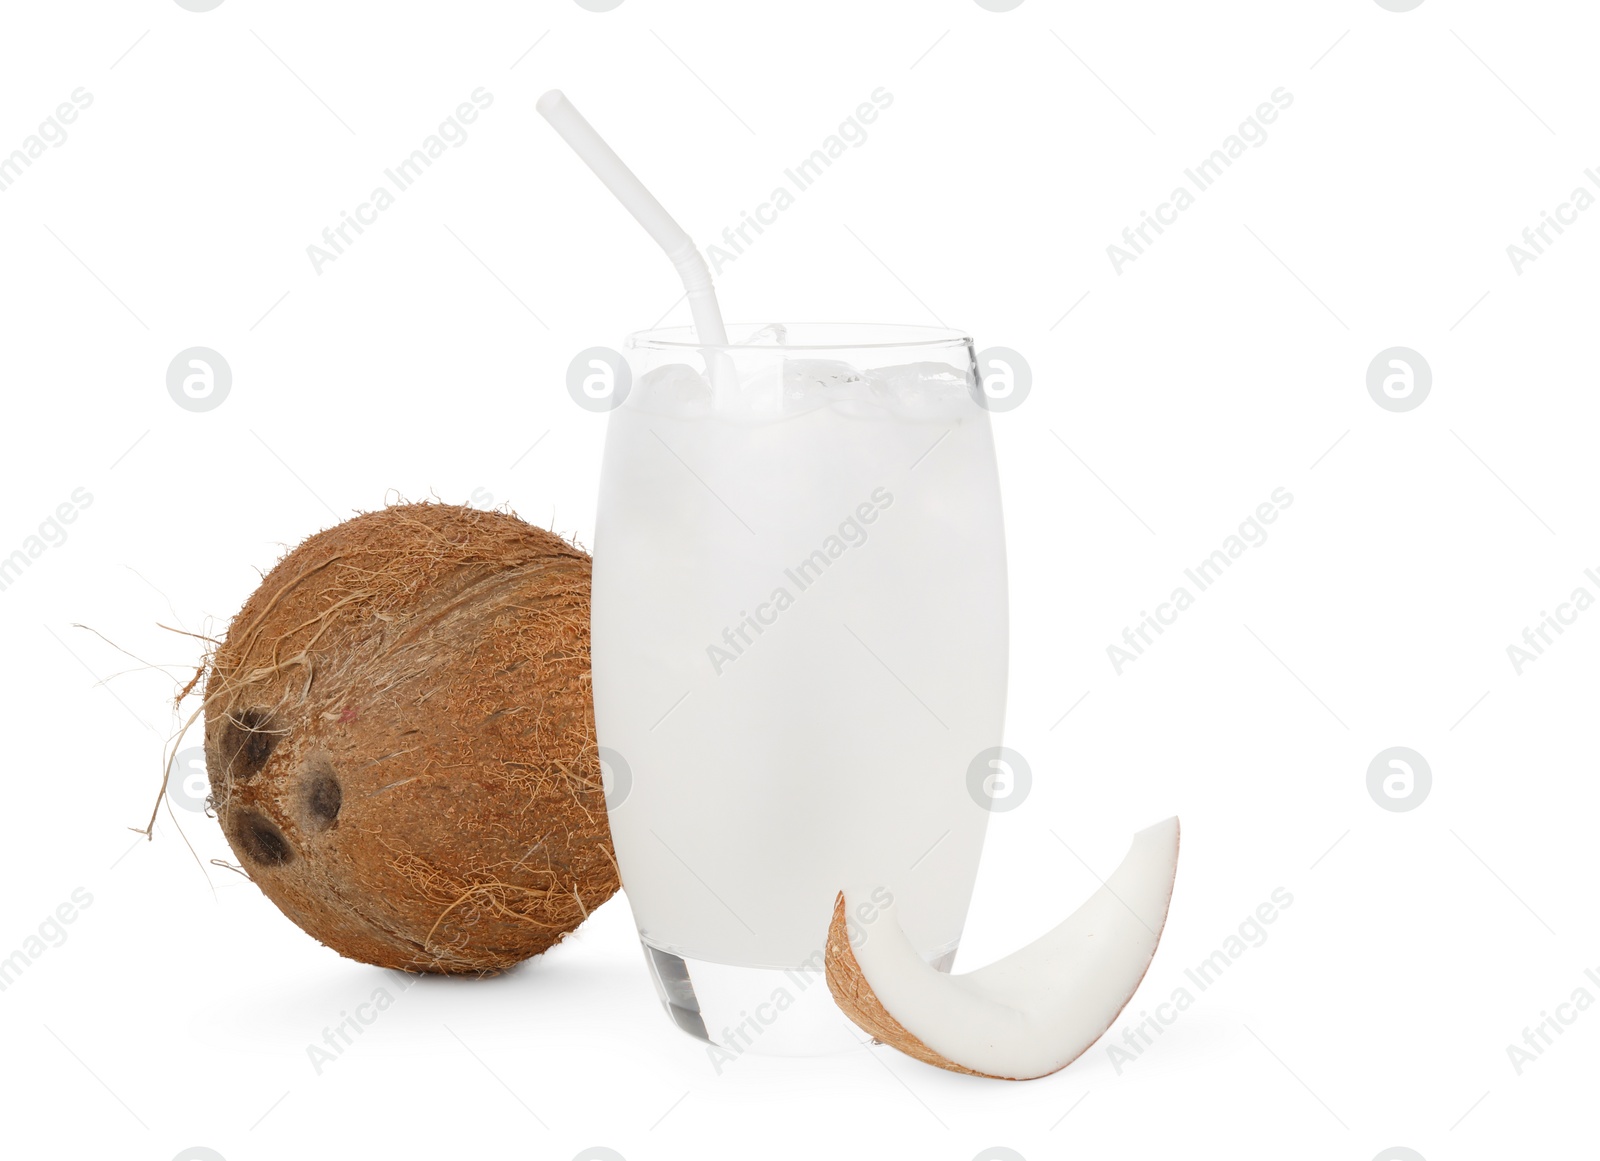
[825,816,1179,1080]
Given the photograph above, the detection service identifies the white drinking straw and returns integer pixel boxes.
[537,89,729,348]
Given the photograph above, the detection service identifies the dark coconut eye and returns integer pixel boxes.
[233,810,293,867]
[222,707,280,779]
[304,763,342,829]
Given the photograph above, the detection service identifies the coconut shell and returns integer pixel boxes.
[823,894,989,1077]
[201,502,618,973]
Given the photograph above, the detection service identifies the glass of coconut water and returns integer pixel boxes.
[591,323,1009,1056]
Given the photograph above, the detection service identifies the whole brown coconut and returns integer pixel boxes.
[200,502,619,973]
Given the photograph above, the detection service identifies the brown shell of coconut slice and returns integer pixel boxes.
[825,817,1179,1080]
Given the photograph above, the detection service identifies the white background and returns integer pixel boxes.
[1,1,1596,1158]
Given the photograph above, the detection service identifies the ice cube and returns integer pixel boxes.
[783,358,866,413]
[631,363,713,416]
[737,322,789,346]
[734,364,784,416]
[866,361,977,419]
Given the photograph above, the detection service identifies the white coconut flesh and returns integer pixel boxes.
[825,817,1180,1080]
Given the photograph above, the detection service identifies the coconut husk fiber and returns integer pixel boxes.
[199,502,618,973]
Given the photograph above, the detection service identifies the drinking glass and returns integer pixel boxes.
[591,323,1008,1055]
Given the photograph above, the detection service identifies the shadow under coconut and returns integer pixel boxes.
[1046,1002,1247,1083]
[207,896,640,1043]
